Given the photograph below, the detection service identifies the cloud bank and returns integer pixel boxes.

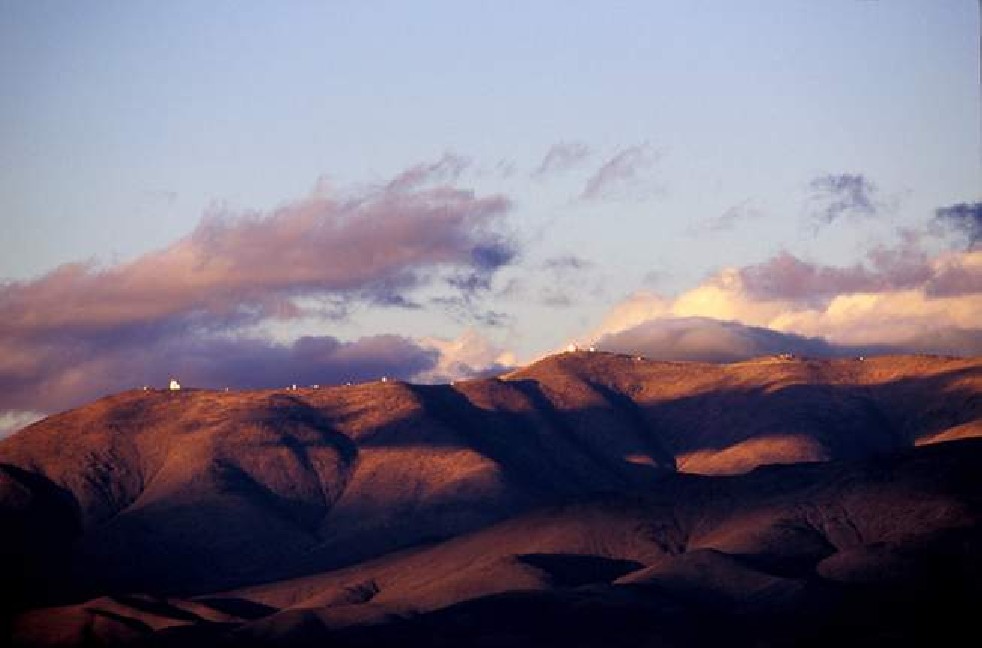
[587,246,982,362]
[0,162,518,418]
[598,317,841,363]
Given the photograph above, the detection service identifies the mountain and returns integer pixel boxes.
[2,352,980,646]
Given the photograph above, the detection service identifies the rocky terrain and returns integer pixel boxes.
[2,352,980,646]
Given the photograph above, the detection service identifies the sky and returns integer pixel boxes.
[1,0,980,434]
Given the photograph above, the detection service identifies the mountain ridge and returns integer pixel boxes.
[2,352,980,645]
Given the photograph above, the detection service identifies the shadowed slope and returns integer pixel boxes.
[0,353,978,613]
[11,439,981,647]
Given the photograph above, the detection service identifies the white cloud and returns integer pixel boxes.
[585,248,982,359]
[0,410,45,440]
[417,329,517,382]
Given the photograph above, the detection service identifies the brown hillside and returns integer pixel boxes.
[11,439,982,647]
[0,353,979,613]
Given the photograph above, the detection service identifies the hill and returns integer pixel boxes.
[1,352,980,645]
[10,440,982,647]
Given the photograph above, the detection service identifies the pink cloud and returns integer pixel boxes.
[738,246,934,302]
[1,173,513,338]
[586,246,982,361]
[0,161,518,416]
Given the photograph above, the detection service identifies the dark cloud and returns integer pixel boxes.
[596,317,838,363]
[581,144,658,200]
[0,160,518,415]
[430,291,512,327]
[808,173,879,226]
[532,142,591,178]
[0,330,439,414]
[934,202,982,249]
[595,316,982,363]
[445,273,493,294]
[471,241,518,272]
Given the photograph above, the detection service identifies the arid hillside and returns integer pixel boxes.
[2,352,980,646]
[10,440,982,647]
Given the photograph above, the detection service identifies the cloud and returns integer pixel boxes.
[0,410,45,440]
[581,144,659,200]
[597,317,840,363]
[737,246,933,302]
[689,199,765,234]
[532,141,591,178]
[597,316,982,365]
[417,329,516,383]
[431,293,513,327]
[0,160,520,416]
[385,152,470,192]
[934,202,982,249]
[590,291,672,338]
[536,254,600,308]
[808,173,879,226]
[586,246,982,360]
[925,251,982,297]
[0,326,443,415]
[1,166,514,335]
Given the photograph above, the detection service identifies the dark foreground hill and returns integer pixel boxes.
[9,441,982,647]
[2,352,980,646]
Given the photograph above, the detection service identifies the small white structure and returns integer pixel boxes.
[566,343,579,353]
[381,376,388,383]
[588,346,596,353]
[169,378,181,391]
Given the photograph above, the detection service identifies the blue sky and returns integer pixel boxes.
[0,1,980,424]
